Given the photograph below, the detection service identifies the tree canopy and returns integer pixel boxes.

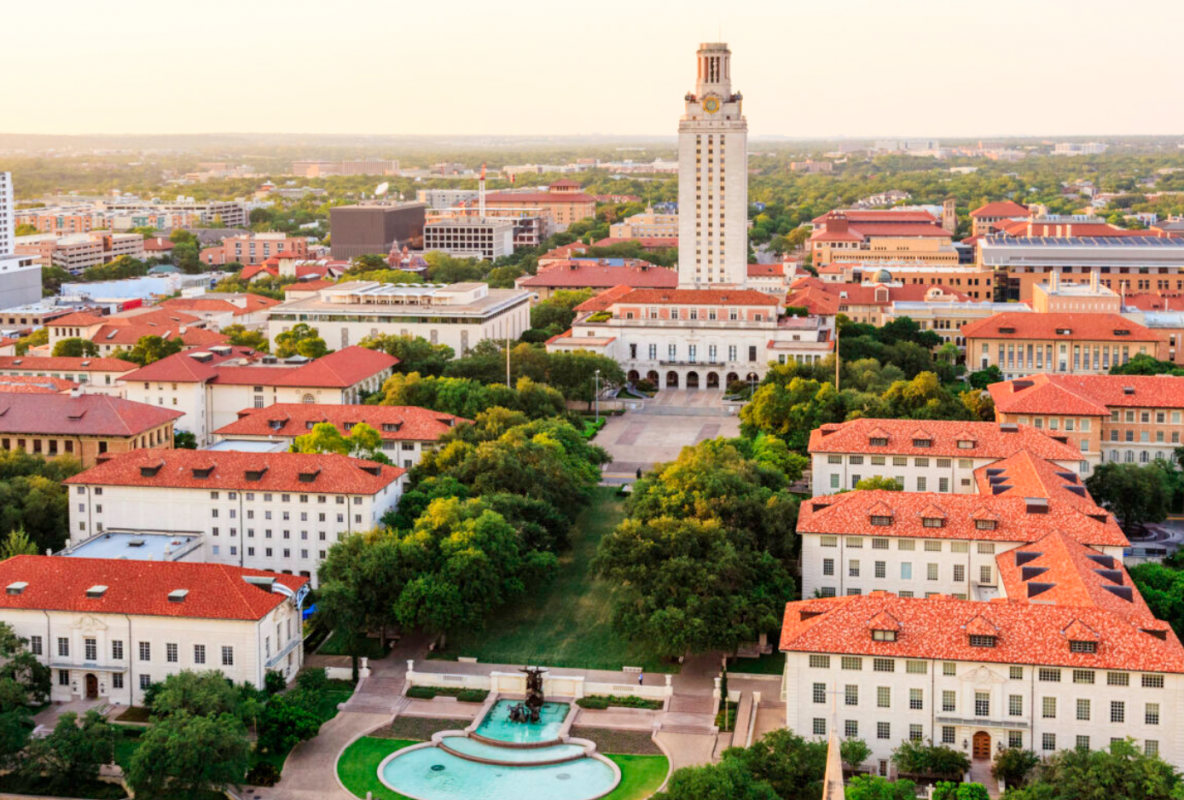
[1084,461,1174,532]
[275,323,328,359]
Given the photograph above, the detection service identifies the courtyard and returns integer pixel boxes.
[598,390,742,478]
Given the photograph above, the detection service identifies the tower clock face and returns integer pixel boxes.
[702,95,721,115]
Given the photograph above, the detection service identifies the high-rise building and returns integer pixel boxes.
[0,173,42,309]
[677,43,748,288]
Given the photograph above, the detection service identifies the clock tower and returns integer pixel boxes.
[678,42,748,288]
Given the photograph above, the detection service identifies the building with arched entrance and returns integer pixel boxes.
[0,556,308,706]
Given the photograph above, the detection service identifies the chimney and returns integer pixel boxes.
[827,213,849,234]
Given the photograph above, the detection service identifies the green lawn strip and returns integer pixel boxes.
[370,717,465,741]
[115,705,151,723]
[337,736,668,800]
[729,651,785,675]
[337,737,417,800]
[605,754,670,800]
[438,488,676,673]
[319,629,389,659]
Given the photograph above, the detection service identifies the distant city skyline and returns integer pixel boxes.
[8,0,1184,138]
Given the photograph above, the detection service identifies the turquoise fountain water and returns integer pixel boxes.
[379,699,620,800]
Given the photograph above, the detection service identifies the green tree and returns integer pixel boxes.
[854,476,903,491]
[15,328,48,356]
[349,254,389,272]
[968,364,1004,389]
[292,421,388,462]
[275,323,328,359]
[221,323,270,352]
[529,289,595,333]
[361,334,454,377]
[1004,739,1181,800]
[115,335,184,366]
[256,694,322,755]
[992,747,1039,788]
[651,758,781,800]
[174,431,197,449]
[1085,461,1173,532]
[1111,354,1184,376]
[20,710,114,796]
[423,252,486,284]
[722,728,828,798]
[847,775,919,800]
[148,670,241,719]
[841,737,873,770]
[0,621,50,705]
[51,338,98,358]
[0,710,31,769]
[0,527,38,559]
[126,711,251,797]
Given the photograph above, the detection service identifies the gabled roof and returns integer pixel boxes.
[0,555,305,621]
[0,375,76,394]
[518,262,676,290]
[158,294,280,317]
[990,373,1184,414]
[214,404,470,442]
[0,393,182,436]
[970,201,1029,218]
[122,346,396,388]
[64,449,404,494]
[780,593,1184,673]
[799,489,1127,548]
[575,285,635,313]
[808,418,1084,462]
[612,288,779,306]
[0,356,139,373]
[263,347,398,388]
[961,311,1160,342]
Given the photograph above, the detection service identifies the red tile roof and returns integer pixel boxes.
[990,373,1184,415]
[812,210,939,225]
[612,288,780,306]
[0,393,182,436]
[159,294,280,317]
[1122,292,1184,312]
[65,449,404,494]
[0,356,138,372]
[798,488,1126,548]
[574,285,634,313]
[995,530,1153,621]
[120,347,261,384]
[49,312,106,328]
[215,404,470,442]
[262,347,397,388]
[518,262,676,290]
[780,592,1184,673]
[483,191,596,204]
[590,237,679,249]
[970,450,1102,511]
[996,220,1140,238]
[814,222,953,241]
[285,279,337,293]
[961,312,1160,342]
[747,263,783,278]
[142,238,175,251]
[0,555,305,621]
[809,418,1084,462]
[0,376,76,394]
[970,201,1029,218]
[124,346,395,388]
[239,265,278,281]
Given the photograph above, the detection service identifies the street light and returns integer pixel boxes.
[594,369,601,424]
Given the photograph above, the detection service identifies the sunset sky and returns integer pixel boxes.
[7,0,1183,138]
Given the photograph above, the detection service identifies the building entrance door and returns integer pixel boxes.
[972,731,991,760]
[85,673,98,699]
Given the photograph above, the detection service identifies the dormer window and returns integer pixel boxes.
[975,519,998,530]
[912,438,932,448]
[872,630,897,642]
[869,437,888,447]
[298,470,320,483]
[969,635,996,648]
[1069,640,1097,654]
[957,440,975,449]
[922,517,945,528]
[191,467,214,479]
[1056,328,1072,335]
[382,423,402,432]
[870,515,893,527]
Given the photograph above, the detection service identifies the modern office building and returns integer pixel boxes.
[609,207,679,239]
[329,204,426,260]
[422,217,515,260]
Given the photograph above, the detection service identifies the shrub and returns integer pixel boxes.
[456,689,488,703]
[406,686,437,700]
[576,696,610,709]
[264,670,286,696]
[296,668,329,694]
[891,739,970,778]
[933,782,989,800]
[634,379,655,392]
[245,760,281,787]
[575,695,661,710]
[841,738,872,769]
[992,748,1039,788]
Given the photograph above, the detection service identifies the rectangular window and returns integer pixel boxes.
[845,720,858,739]
[943,662,956,676]
[845,685,858,706]
[1146,703,1160,725]
[841,657,862,671]
[140,674,151,690]
[1111,701,1125,723]
[877,721,890,740]
[877,686,890,708]
[1108,672,1129,686]
[1072,669,1095,684]
[1076,735,1090,750]
[943,726,956,745]
[1146,740,1159,757]
[1042,697,1057,719]
[194,644,206,665]
[1042,733,1056,752]
[57,637,69,657]
[909,724,923,742]
[1038,668,1061,682]
[1142,674,1165,689]
[221,646,234,666]
[84,638,96,661]
[1009,695,1023,717]
[1010,666,1023,680]
[927,564,939,581]
[166,643,178,663]
[942,690,957,712]
[139,642,150,661]
[809,655,830,669]
[112,673,123,690]
[822,558,834,576]
[30,636,42,656]
[813,718,826,736]
[813,683,826,704]
[1077,699,1091,721]
[873,658,895,673]
[975,692,990,716]
[906,661,927,675]
[112,640,123,660]
[909,688,923,710]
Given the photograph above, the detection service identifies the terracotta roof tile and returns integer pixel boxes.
[518,262,676,290]
[970,201,1029,218]
[214,404,469,442]
[0,376,76,394]
[961,312,1160,342]
[990,373,1184,414]
[808,418,1084,462]
[0,393,182,436]
[0,555,305,621]
[613,288,779,306]
[0,356,138,372]
[65,449,404,494]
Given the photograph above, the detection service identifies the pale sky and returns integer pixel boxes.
[5,0,1183,138]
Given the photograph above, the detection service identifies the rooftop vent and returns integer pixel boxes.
[1123,386,1135,395]
[189,352,213,363]
[1089,512,1110,523]
[1095,569,1123,585]
[1065,485,1086,497]
[80,360,90,367]
[1143,628,1168,640]
[1056,471,1078,483]
[999,326,1016,334]
[1015,551,1042,567]
[1103,585,1134,602]
[209,345,232,355]
[243,575,275,590]
[1027,582,1055,598]
[1000,423,1019,433]
[991,483,1012,495]
[1087,554,1115,569]
[244,467,268,481]
[1012,380,1033,390]
[1021,566,1048,581]
[191,466,214,479]
[1025,497,1050,514]
[10,359,20,366]
[811,501,831,513]
[127,539,145,548]
[1113,329,1131,336]
[140,462,163,478]
[85,585,108,599]
[1055,328,1072,335]
[298,469,321,483]
[986,468,1005,476]
[168,589,189,603]
[6,581,27,596]
[359,465,382,477]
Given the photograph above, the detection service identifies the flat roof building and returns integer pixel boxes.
[329,204,426,260]
[423,217,515,261]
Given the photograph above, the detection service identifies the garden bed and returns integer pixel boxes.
[115,705,151,723]
[317,629,390,659]
[406,685,488,703]
[370,716,465,741]
[569,727,663,755]
[576,695,662,710]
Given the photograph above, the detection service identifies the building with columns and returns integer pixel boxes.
[678,43,748,288]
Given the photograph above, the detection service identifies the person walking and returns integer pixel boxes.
[638,671,644,686]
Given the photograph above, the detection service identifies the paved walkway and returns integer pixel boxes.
[32,698,106,732]
[598,392,740,476]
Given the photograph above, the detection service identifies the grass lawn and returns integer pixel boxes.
[115,705,151,723]
[436,487,675,672]
[730,651,785,675]
[337,737,668,800]
[318,629,389,659]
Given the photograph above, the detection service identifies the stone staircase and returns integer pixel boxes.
[668,693,717,714]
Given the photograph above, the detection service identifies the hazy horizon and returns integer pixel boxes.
[8,0,1184,139]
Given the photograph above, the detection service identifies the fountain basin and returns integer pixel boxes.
[439,736,588,766]
[472,699,570,746]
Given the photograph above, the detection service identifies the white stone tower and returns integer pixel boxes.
[0,173,13,256]
[677,42,748,288]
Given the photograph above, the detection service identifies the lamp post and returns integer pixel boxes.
[594,369,601,424]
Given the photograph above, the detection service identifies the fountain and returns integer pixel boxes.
[507,666,546,724]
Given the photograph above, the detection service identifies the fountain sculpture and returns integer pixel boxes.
[507,666,546,724]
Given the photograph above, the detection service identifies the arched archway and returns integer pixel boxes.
[745,372,760,383]
[665,371,679,388]
[972,731,991,760]
[686,371,700,389]
[627,370,640,383]
[706,372,720,388]
[646,370,659,386]
[302,394,316,404]
[726,372,739,386]
[85,673,98,699]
